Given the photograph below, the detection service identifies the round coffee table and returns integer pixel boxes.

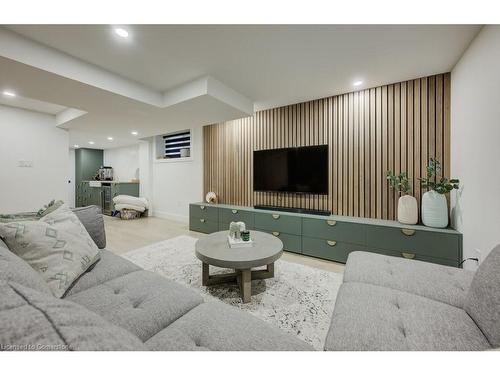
[195,230,283,303]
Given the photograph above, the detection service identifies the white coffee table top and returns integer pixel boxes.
[195,230,283,269]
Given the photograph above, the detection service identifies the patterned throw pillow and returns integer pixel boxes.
[0,204,100,298]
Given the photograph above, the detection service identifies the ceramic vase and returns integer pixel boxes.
[421,190,448,228]
[397,194,418,225]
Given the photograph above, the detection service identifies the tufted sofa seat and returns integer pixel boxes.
[0,206,311,351]
[343,251,474,308]
[325,246,500,351]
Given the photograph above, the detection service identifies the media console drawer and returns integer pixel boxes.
[369,248,460,268]
[220,208,254,226]
[365,225,460,261]
[189,204,219,222]
[302,217,366,244]
[302,236,366,263]
[254,212,302,235]
[189,217,218,234]
[260,230,302,254]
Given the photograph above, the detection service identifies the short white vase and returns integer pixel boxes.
[397,195,418,224]
[421,190,448,228]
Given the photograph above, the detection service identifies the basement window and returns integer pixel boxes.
[155,129,192,161]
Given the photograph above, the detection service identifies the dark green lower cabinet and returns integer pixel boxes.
[302,237,366,263]
[188,202,463,267]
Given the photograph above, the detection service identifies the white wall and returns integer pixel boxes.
[451,25,500,268]
[145,127,203,222]
[103,144,140,182]
[0,105,69,213]
[138,140,153,214]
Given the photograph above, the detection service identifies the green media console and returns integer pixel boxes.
[189,202,463,268]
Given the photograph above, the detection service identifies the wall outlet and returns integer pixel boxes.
[18,160,33,168]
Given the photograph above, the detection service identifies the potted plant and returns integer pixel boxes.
[387,171,418,225]
[419,159,459,228]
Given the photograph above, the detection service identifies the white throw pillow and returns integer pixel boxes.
[0,204,100,298]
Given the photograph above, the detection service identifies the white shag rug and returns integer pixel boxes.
[122,235,343,350]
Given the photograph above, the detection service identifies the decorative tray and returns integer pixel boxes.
[227,235,254,248]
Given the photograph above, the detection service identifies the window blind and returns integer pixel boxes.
[163,130,191,158]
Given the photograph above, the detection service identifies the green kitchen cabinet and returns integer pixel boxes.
[75,148,103,207]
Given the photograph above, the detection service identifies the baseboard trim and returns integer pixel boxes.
[153,210,188,224]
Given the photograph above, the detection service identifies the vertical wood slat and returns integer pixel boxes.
[203,73,450,220]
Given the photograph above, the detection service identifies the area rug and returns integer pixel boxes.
[122,235,343,350]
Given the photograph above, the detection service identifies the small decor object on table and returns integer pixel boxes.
[229,221,241,239]
[227,222,252,248]
[419,158,460,228]
[387,170,418,225]
[227,234,254,248]
[241,230,250,242]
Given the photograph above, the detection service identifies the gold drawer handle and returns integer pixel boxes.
[326,220,337,226]
[401,229,415,236]
[232,209,238,214]
[272,214,280,219]
[272,231,280,237]
[327,240,337,247]
[401,252,415,259]
[200,205,206,210]
[200,218,206,223]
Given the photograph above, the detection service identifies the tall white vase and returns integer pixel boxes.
[421,190,448,228]
[397,195,418,224]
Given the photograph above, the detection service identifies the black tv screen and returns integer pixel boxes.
[253,145,328,194]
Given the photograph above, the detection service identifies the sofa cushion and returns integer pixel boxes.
[464,244,500,347]
[325,282,490,351]
[343,251,474,308]
[145,302,312,351]
[72,206,106,249]
[0,281,146,350]
[0,240,52,294]
[66,270,203,341]
[0,205,100,298]
[65,250,141,296]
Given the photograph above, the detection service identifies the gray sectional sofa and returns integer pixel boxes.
[0,206,311,351]
[2,205,498,351]
[325,247,500,350]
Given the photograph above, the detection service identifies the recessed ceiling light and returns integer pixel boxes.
[74,144,80,148]
[353,80,363,87]
[114,27,129,38]
[88,141,95,145]
[131,131,138,136]
[107,137,114,141]
[3,90,16,97]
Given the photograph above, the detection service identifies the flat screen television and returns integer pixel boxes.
[253,145,328,194]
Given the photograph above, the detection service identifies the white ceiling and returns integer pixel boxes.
[1,25,481,149]
[0,95,66,115]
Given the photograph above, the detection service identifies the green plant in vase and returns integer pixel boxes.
[419,158,460,228]
[387,171,417,224]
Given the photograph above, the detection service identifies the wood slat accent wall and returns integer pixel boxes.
[203,73,451,220]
